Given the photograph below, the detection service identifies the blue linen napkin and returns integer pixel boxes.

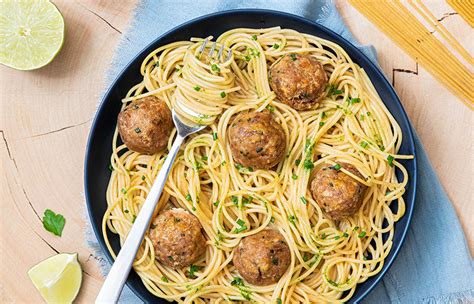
[86,0,474,302]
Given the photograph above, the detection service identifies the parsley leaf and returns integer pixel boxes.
[42,209,66,236]
[387,155,394,167]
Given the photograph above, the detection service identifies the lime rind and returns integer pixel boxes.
[0,0,65,70]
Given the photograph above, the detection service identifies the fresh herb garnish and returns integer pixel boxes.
[358,231,367,238]
[292,174,298,180]
[332,163,341,170]
[193,85,201,91]
[161,276,169,282]
[288,215,297,226]
[277,298,282,304]
[234,219,247,233]
[251,34,257,41]
[134,127,141,134]
[387,155,394,167]
[303,159,314,170]
[273,44,280,49]
[211,64,220,72]
[343,232,349,237]
[213,201,219,207]
[300,196,307,205]
[42,209,66,237]
[185,194,192,201]
[360,141,368,148]
[141,175,146,180]
[290,54,297,61]
[319,122,325,126]
[295,159,301,166]
[220,91,226,98]
[213,132,218,140]
[270,216,275,223]
[266,104,275,112]
[328,84,343,95]
[348,97,361,105]
[188,264,202,278]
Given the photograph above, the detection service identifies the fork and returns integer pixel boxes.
[96,39,230,304]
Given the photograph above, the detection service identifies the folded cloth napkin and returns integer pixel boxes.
[86,0,474,302]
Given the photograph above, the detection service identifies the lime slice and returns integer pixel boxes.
[0,0,65,70]
[28,253,82,304]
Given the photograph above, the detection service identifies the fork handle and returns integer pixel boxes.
[96,134,185,304]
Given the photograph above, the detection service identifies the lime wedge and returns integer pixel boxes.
[28,253,82,304]
[0,0,65,70]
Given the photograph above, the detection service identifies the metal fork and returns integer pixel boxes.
[96,39,231,304]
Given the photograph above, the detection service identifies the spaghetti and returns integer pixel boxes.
[103,27,412,303]
[349,0,474,110]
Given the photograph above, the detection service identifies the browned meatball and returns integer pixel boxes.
[269,54,328,110]
[149,208,206,269]
[233,230,291,285]
[229,111,286,170]
[117,96,173,154]
[310,163,367,220]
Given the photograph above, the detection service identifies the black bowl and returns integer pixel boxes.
[85,9,417,303]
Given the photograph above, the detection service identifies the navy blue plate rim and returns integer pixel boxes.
[85,8,417,303]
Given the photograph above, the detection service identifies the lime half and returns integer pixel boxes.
[0,0,65,70]
[28,253,82,303]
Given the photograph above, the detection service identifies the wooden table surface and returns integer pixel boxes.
[1,0,472,302]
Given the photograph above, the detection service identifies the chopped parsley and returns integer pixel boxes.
[277,298,282,304]
[213,201,219,207]
[348,97,361,105]
[273,44,280,49]
[154,61,159,68]
[358,231,367,238]
[328,84,343,95]
[290,54,297,61]
[292,174,298,180]
[300,196,307,205]
[188,264,202,278]
[213,132,218,140]
[266,104,275,112]
[124,209,129,213]
[185,194,192,201]
[319,122,325,126]
[387,155,394,167]
[360,114,365,121]
[234,219,247,233]
[321,232,327,239]
[167,255,174,261]
[231,277,244,286]
[134,127,141,134]
[231,196,239,206]
[353,226,360,231]
[201,155,208,161]
[244,55,251,62]
[303,159,314,170]
[141,175,146,180]
[332,163,341,170]
[132,215,136,223]
[251,34,257,41]
[360,141,369,148]
[211,64,220,72]
[343,232,349,237]
[270,216,275,223]
[321,112,327,118]
[121,188,127,194]
[161,276,169,282]
[295,159,301,166]
[193,85,201,91]
[220,91,226,98]
[334,235,340,240]
[288,215,297,226]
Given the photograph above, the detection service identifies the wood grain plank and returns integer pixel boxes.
[0,1,472,302]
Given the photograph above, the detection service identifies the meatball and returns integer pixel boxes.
[269,54,328,110]
[149,208,206,269]
[117,96,173,154]
[229,111,286,170]
[310,163,367,220]
[233,229,291,285]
